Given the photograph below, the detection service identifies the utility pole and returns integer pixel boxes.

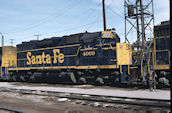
[0,32,4,47]
[102,0,106,31]
[34,34,41,40]
[10,39,14,46]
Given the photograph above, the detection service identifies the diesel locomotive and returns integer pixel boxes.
[0,31,136,85]
[153,21,170,86]
[0,21,170,86]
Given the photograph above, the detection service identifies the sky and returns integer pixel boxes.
[0,0,170,46]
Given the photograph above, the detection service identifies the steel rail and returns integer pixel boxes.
[0,107,26,113]
[0,88,170,109]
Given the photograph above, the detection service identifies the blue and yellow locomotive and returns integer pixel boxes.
[0,31,135,84]
[153,21,170,86]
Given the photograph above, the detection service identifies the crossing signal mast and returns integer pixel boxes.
[124,0,155,83]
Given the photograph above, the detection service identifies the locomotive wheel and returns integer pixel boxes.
[11,75,17,82]
[95,77,104,85]
[79,77,87,84]
[19,76,26,82]
[29,75,35,82]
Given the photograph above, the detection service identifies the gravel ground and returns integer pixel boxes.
[0,95,136,113]
[0,82,170,113]
[0,91,170,113]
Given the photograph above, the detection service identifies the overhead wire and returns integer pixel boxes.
[41,19,100,36]
[106,5,124,19]
[75,3,101,26]
[106,5,126,37]
[8,2,103,42]
[12,20,100,43]
[3,0,81,35]
[78,2,102,31]
[7,1,109,44]
[85,8,101,31]
[4,0,71,32]
[34,2,103,36]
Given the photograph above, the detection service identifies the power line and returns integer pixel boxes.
[23,3,103,37]
[76,2,102,26]
[86,6,102,31]
[5,1,106,44]
[106,6,124,19]
[45,20,99,35]
[4,2,102,44]
[9,20,99,43]
[3,0,82,35]
[8,20,99,46]
[4,0,69,31]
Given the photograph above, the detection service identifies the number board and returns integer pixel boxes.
[101,31,114,38]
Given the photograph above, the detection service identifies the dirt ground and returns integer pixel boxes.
[0,96,130,113]
[0,92,169,113]
[0,83,170,113]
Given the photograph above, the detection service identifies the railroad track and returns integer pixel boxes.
[0,107,26,113]
[0,87,170,109]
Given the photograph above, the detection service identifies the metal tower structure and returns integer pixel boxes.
[124,0,155,83]
[124,0,154,47]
